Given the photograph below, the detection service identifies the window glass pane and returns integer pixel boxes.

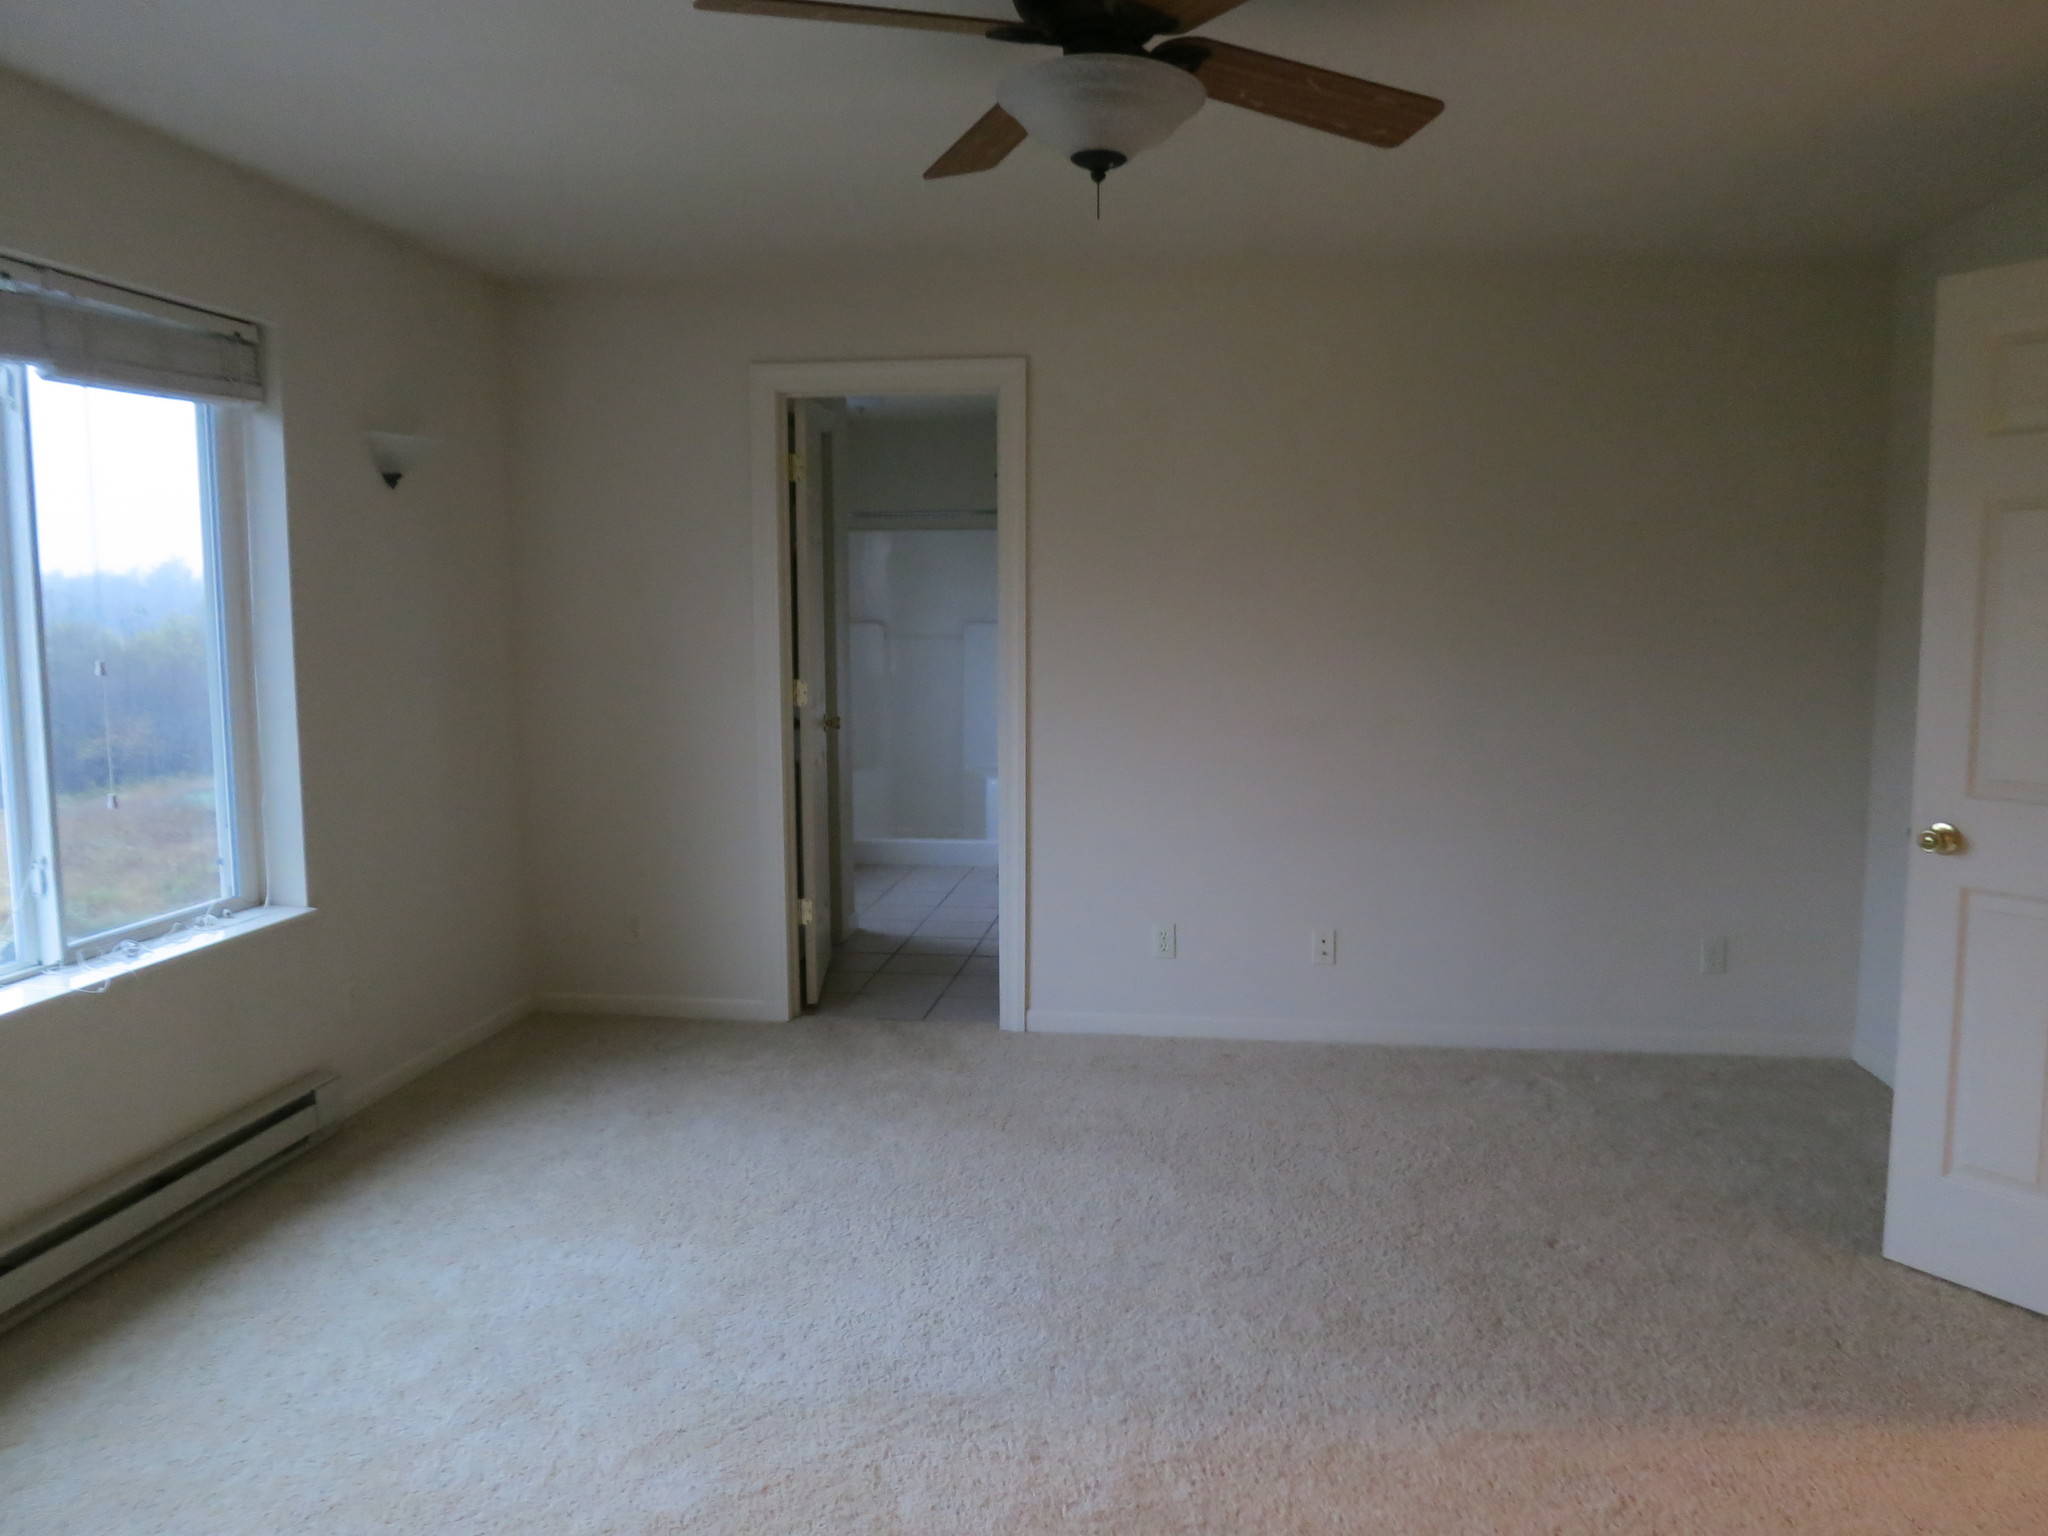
[25,371,227,940]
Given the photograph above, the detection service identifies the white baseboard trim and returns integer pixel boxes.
[0,993,534,1334]
[344,994,535,1116]
[855,838,996,868]
[536,992,790,1024]
[1024,1009,1853,1059]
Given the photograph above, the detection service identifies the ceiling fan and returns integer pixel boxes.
[694,0,1444,186]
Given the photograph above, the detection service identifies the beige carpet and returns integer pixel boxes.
[3,1015,2047,1534]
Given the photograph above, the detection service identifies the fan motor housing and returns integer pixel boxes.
[1005,0,1187,54]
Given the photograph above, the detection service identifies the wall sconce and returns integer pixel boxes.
[364,431,439,489]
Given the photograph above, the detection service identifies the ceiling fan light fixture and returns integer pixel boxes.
[997,53,1206,180]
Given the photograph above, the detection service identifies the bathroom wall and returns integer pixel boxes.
[840,402,1000,857]
[847,529,998,847]
[841,402,999,515]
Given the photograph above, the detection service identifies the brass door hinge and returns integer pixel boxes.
[798,898,815,927]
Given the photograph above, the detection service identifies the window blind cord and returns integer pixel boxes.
[64,901,236,995]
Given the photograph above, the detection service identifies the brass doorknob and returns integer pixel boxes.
[1917,823,1966,855]
[822,716,843,731]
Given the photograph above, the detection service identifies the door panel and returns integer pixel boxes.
[1948,892,2048,1188]
[1973,504,2048,799]
[1886,259,2048,1313]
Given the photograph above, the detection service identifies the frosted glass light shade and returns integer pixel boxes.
[364,431,438,489]
[997,54,1206,166]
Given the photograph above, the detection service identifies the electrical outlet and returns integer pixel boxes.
[1151,923,1177,960]
[1313,929,1337,966]
[1700,936,1729,975]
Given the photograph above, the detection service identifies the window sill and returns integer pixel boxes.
[0,905,314,1021]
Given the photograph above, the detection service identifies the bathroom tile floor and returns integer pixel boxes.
[818,865,999,1024]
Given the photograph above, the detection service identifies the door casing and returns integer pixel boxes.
[750,359,1029,1028]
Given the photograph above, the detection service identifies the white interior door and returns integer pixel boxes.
[790,401,835,1005]
[1885,257,2048,1315]
[828,427,857,943]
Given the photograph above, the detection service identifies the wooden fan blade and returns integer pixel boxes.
[1139,0,1255,32]
[925,105,1029,178]
[1155,37,1443,148]
[694,0,1021,41]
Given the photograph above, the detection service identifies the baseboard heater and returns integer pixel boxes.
[0,1073,338,1329]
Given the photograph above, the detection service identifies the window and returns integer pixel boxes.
[0,259,266,980]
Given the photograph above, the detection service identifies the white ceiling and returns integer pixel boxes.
[3,0,2048,278]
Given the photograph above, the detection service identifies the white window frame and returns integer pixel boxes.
[0,364,264,979]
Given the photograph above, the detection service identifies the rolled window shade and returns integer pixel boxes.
[0,256,263,404]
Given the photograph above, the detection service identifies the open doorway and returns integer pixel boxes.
[753,360,1027,1029]
[802,393,999,1021]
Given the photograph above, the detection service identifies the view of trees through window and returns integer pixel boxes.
[25,371,227,940]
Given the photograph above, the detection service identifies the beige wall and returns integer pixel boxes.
[1853,169,2048,1086]
[843,410,999,514]
[0,68,529,1230]
[517,259,1889,1051]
